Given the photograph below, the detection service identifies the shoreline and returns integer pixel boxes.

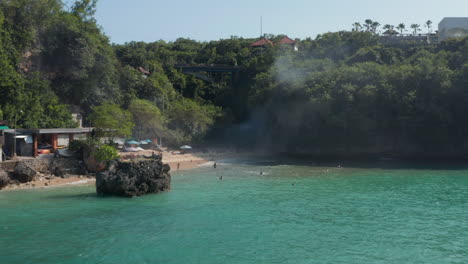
[1,150,216,191]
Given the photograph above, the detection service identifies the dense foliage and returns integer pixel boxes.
[1,1,468,155]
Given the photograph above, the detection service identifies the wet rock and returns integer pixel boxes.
[96,158,170,197]
[13,162,37,183]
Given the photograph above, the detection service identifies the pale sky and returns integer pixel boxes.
[83,0,467,43]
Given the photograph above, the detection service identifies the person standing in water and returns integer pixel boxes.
[213,162,217,169]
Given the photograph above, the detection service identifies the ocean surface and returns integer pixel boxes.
[1,159,467,264]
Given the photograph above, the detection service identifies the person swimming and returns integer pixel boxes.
[260,171,263,175]
[219,176,223,180]
[213,162,217,169]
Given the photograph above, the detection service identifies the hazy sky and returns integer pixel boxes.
[81,0,468,44]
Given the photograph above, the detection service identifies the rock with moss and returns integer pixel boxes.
[95,156,170,197]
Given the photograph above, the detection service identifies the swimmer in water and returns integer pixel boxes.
[219,176,223,180]
[260,171,263,175]
[213,162,217,169]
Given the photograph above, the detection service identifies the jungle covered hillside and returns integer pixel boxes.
[1,0,468,156]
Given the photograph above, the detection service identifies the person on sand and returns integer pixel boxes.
[177,163,180,170]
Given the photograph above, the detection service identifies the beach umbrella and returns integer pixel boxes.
[180,145,192,150]
[114,139,125,145]
[126,140,140,145]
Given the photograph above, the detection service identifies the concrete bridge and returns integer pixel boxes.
[175,64,241,83]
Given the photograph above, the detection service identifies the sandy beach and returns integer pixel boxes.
[119,149,212,171]
[1,150,218,191]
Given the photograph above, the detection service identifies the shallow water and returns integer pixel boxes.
[1,161,467,264]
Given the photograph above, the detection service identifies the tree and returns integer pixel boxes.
[88,103,134,138]
[383,24,394,31]
[71,0,98,22]
[396,23,406,35]
[382,24,397,36]
[352,22,362,32]
[128,99,166,140]
[371,21,381,34]
[410,24,421,35]
[364,19,373,32]
[425,20,433,34]
[166,98,221,142]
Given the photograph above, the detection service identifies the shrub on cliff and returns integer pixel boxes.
[94,145,119,163]
[69,136,119,171]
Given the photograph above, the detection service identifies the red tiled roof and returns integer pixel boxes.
[278,36,296,45]
[251,38,274,47]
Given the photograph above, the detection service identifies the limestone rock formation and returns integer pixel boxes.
[96,157,170,197]
[49,158,87,178]
[13,162,37,183]
[0,169,10,189]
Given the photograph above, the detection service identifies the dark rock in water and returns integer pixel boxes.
[96,158,171,197]
[13,162,37,183]
[0,169,10,189]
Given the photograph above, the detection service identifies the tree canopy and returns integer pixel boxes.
[2,1,468,155]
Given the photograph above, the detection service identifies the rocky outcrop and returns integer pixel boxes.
[49,158,87,178]
[13,162,37,183]
[0,169,10,189]
[96,157,171,197]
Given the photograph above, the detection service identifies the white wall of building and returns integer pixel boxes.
[438,17,468,40]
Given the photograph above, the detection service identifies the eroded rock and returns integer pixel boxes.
[13,162,37,183]
[0,169,10,189]
[96,157,170,197]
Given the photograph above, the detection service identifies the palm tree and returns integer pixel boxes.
[352,22,362,32]
[383,24,397,36]
[425,20,433,34]
[396,23,406,35]
[364,19,373,32]
[371,21,381,34]
[410,24,421,35]
[383,24,395,31]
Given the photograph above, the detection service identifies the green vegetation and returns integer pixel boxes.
[88,103,134,138]
[1,0,468,155]
[94,145,120,163]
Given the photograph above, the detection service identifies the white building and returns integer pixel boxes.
[438,17,468,40]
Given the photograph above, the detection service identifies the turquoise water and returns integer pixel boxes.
[1,161,467,264]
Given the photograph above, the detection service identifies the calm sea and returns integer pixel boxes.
[1,160,467,264]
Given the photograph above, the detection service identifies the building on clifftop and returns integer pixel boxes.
[438,17,468,41]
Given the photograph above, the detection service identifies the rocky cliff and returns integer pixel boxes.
[95,157,171,197]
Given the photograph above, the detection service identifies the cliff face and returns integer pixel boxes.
[96,158,171,197]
